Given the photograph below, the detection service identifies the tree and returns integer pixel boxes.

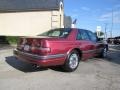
[94,31,104,36]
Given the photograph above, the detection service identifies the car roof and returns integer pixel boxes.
[53,28,92,32]
[77,28,93,33]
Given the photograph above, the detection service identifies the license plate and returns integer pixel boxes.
[24,45,30,51]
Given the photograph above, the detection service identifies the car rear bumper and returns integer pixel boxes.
[14,49,66,67]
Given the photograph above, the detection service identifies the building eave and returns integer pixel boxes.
[0,8,60,13]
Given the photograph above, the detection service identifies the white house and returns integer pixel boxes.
[0,0,64,36]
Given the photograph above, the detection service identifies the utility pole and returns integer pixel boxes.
[111,9,113,38]
[104,23,108,39]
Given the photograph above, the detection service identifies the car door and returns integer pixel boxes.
[86,30,99,56]
[76,29,96,60]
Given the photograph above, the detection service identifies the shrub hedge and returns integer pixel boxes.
[6,36,19,44]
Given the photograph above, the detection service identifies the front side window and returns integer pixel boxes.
[38,28,71,38]
[87,31,97,42]
[80,30,90,40]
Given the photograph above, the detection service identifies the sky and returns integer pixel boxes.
[64,0,120,37]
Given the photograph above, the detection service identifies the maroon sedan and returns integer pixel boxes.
[14,28,107,72]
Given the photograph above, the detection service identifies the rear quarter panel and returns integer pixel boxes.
[46,40,76,55]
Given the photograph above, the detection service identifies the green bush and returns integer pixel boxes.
[6,36,19,44]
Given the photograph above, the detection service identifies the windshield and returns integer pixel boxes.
[38,28,71,38]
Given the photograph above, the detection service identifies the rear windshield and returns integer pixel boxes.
[38,28,71,38]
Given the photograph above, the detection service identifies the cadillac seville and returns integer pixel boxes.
[14,28,107,72]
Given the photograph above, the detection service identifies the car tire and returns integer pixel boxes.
[99,47,108,58]
[62,50,80,72]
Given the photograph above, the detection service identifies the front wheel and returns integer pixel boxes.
[99,47,108,58]
[62,50,80,72]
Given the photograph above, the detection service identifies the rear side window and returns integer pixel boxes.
[76,31,82,40]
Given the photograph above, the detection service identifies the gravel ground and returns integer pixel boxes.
[0,45,120,90]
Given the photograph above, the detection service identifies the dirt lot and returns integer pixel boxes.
[0,45,120,90]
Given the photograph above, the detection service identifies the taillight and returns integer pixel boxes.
[32,39,40,47]
[31,39,40,51]
[39,47,51,53]
[31,39,50,54]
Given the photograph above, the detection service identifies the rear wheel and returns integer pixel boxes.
[62,50,80,72]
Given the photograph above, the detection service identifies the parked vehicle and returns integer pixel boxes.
[113,36,120,44]
[14,28,107,72]
[107,38,114,44]
[107,36,120,45]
